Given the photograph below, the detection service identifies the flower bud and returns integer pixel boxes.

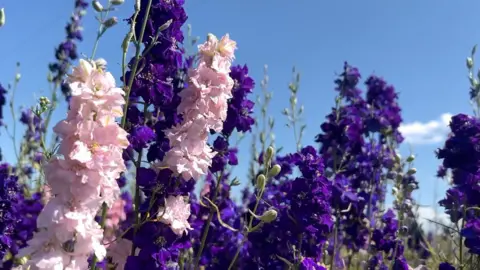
[110,0,125,5]
[265,146,274,161]
[394,152,402,163]
[158,19,173,32]
[268,164,282,178]
[260,132,266,144]
[407,168,417,175]
[103,17,118,28]
[256,174,266,191]
[92,1,104,12]
[406,154,415,162]
[282,108,289,115]
[467,57,474,69]
[391,186,399,196]
[395,173,404,182]
[122,31,134,51]
[95,58,107,70]
[15,73,21,82]
[134,0,141,11]
[408,183,417,190]
[0,8,5,27]
[259,209,278,223]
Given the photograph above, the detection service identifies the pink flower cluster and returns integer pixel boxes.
[164,34,237,181]
[17,59,129,270]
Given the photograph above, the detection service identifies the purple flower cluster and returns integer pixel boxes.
[0,164,20,260]
[437,113,480,255]
[315,63,412,265]
[240,146,332,269]
[121,1,193,268]
[221,65,255,137]
[48,0,88,100]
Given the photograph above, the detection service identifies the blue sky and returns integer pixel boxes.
[1,0,479,226]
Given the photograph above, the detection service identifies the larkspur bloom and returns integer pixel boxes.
[48,0,88,100]
[17,59,128,269]
[163,33,236,181]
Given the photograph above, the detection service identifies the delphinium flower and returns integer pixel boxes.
[121,1,238,266]
[437,113,480,258]
[2,191,43,269]
[240,146,333,269]
[191,61,255,269]
[16,108,46,182]
[48,0,88,100]
[119,1,192,268]
[0,164,21,263]
[0,83,6,126]
[368,209,409,270]
[16,59,128,269]
[315,63,407,267]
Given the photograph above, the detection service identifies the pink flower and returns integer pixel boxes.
[158,195,193,236]
[20,59,128,269]
[106,239,136,270]
[164,34,236,181]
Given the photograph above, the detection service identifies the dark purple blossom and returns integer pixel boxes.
[49,0,88,100]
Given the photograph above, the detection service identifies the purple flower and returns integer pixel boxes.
[129,125,156,151]
[0,84,6,127]
[439,262,456,270]
[49,0,88,100]
[222,65,255,136]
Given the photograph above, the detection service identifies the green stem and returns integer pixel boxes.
[91,7,111,60]
[228,165,270,270]
[330,214,339,270]
[9,77,19,161]
[194,172,223,268]
[121,0,153,128]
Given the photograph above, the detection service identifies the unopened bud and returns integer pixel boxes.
[265,146,274,161]
[260,132,266,144]
[391,186,399,196]
[104,17,118,28]
[230,177,241,187]
[135,0,141,11]
[407,168,417,175]
[256,174,266,191]
[282,108,289,116]
[95,58,107,70]
[15,73,21,82]
[39,96,50,107]
[467,57,474,69]
[408,183,417,190]
[122,31,134,51]
[158,19,173,32]
[110,0,125,5]
[92,1,104,12]
[259,209,278,223]
[17,255,28,265]
[268,164,281,178]
[0,8,5,27]
[395,152,402,163]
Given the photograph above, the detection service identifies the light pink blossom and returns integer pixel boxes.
[158,195,193,236]
[19,59,128,269]
[164,34,236,182]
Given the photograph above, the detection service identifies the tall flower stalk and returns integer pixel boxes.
[17,59,129,269]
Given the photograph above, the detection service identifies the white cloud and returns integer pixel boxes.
[399,113,452,145]
[415,206,451,233]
